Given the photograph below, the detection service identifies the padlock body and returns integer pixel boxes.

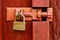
[13,21,25,31]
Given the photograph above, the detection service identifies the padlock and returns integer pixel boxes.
[13,10,25,31]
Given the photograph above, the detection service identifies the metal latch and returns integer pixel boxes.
[37,8,53,22]
[6,7,53,22]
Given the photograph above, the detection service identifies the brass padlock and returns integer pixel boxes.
[13,10,25,31]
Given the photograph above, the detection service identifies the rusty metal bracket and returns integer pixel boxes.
[7,7,53,22]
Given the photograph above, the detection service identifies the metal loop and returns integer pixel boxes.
[15,9,25,23]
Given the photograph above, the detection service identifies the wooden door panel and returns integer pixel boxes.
[0,0,2,40]
[33,21,49,40]
[1,0,32,40]
[49,0,60,40]
[3,22,32,40]
[1,0,60,40]
[32,0,49,7]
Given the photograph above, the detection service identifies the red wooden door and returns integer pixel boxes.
[1,0,60,40]
[1,0,32,40]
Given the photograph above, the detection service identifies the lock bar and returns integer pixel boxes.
[7,7,53,22]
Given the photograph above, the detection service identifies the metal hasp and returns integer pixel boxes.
[7,7,53,21]
[37,8,53,22]
[32,0,49,7]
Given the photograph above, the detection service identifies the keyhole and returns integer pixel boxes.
[41,17,47,21]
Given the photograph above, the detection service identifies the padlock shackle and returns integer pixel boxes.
[15,9,25,23]
[20,10,25,23]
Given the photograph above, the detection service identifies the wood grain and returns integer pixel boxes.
[1,0,32,40]
[0,0,2,40]
[32,0,49,7]
[33,21,49,40]
[50,0,60,40]
[1,0,60,40]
